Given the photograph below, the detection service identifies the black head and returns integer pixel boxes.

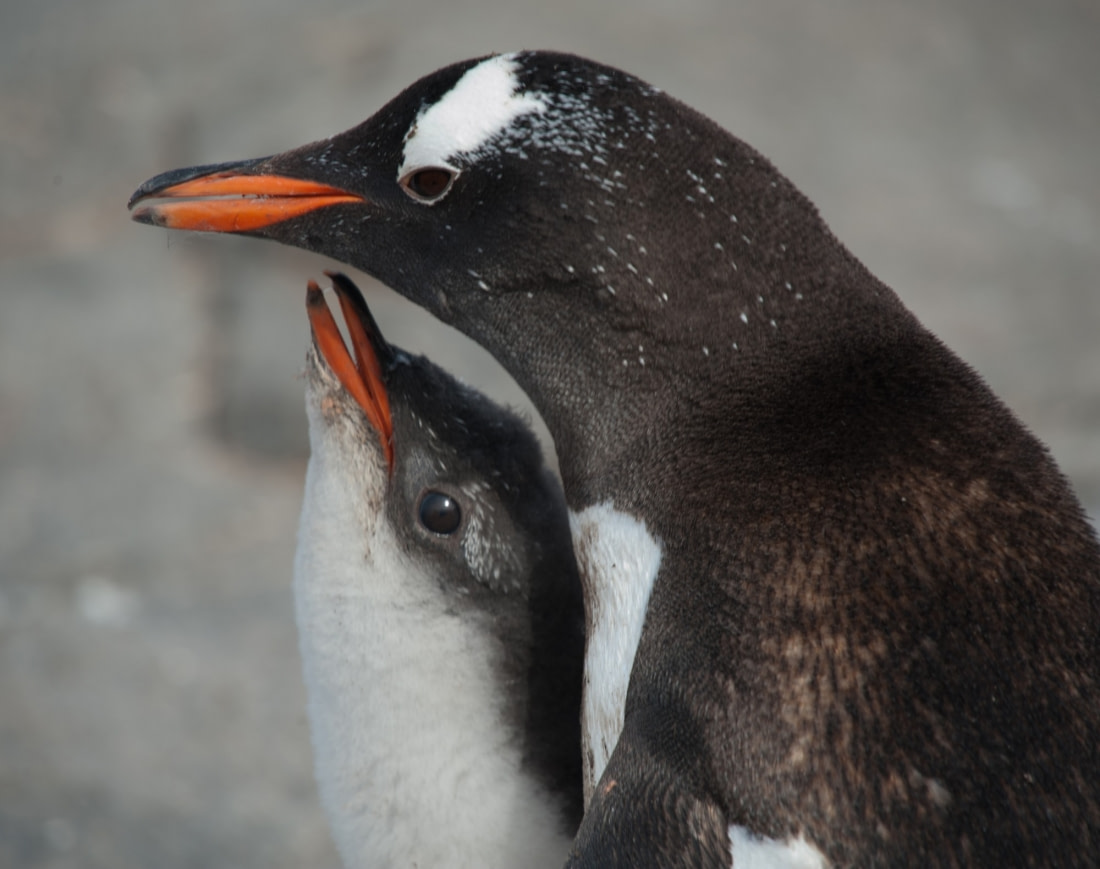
[305,270,583,601]
[132,51,917,497]
[130,50,889,350]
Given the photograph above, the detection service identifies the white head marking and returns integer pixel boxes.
[399,53,546,178]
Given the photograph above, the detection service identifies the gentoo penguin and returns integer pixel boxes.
[296,271,583,868]
[131,52,1100,866]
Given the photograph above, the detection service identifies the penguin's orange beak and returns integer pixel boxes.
[129,161,365,233]
[306,275,394,471]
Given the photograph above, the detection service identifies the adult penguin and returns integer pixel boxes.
[131,52,1100,866]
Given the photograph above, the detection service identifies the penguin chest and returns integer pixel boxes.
[569,501,663,806]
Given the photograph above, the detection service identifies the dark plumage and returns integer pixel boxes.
[132,52,1100,866]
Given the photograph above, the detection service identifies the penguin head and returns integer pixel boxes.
[303,271,570,605]
[129,51,824,341]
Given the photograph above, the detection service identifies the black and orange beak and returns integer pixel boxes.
[305,272,395,471]
[128,158,366,233]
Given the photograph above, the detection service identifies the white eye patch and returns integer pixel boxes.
[398,53,547,179]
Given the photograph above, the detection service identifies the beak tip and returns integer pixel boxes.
[130,206,162,227]
[126,188,148,210]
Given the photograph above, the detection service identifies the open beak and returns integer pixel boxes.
[305,272,394,471]
[128,158,366,233]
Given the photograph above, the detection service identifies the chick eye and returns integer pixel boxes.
[401,167,455,203]
[418,491,461,534]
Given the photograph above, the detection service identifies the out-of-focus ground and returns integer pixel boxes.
[1,0,1097,866]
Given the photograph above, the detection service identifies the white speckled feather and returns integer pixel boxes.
[399,53,545,178]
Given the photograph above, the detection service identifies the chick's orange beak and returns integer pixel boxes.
[305,277,394,471]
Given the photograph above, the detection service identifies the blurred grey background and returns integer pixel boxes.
[2,0,1097,866]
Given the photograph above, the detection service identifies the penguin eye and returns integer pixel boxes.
[400,167,455,203]
[418,491,462,534]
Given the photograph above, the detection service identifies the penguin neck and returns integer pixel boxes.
[428,117,920,511]
[462,251,910,513]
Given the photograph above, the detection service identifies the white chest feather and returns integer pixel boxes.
[293,405,570,868]
[568,501,663,806]
[728,828,828,869]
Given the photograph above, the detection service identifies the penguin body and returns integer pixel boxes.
[297,272,583,868]
[132,53,1100,866]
